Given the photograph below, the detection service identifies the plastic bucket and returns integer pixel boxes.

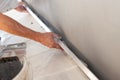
[13,57,33,80]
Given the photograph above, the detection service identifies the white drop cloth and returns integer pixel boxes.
[1,10,89,80]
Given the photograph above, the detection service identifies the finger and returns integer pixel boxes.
[52,42,63,50]
[56,45,63,50]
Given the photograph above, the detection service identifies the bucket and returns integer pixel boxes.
[13,57,33,80]
[0,43,32,80]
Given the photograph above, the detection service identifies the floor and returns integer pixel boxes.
[3,9,89,80]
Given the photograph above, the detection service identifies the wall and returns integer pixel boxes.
[25,0,120,79]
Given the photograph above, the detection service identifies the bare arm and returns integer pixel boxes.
[0,13,39,40]
[0,13,61,49]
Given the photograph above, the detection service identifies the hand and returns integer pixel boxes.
[15,2,28,13]
[35,32,63,50]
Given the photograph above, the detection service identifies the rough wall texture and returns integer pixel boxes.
[25,0,120,80]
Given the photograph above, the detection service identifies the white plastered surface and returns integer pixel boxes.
[2,10,89,80]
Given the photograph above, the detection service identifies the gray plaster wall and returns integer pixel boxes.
[25,0,120,79]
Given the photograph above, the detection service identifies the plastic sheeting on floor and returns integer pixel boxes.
[1,9,89,80]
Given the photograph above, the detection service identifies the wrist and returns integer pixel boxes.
[32,32,43,42]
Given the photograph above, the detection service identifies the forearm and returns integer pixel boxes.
[0,13,41,41]
[0,13,62,49]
